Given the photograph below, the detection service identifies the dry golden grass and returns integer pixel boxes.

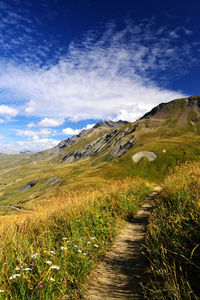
[0,178,145,235]
[145,161,200,299]
[0,177,151,299]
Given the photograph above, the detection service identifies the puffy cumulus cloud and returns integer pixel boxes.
[15,128,54,139]
[38,118,65,127]
[28,118,65,128]
[62,128,81,135]
[62,123,96,136]
[0,21,195,122]
[11,128,59,152]
[85,124,95,130]
[0,105,18,116]
[0,138,59,152]
[17,138,59,152]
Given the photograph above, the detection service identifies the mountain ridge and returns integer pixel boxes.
[41,95,200,164]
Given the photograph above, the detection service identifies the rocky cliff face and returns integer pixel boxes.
[42,120,138,163]
[60,123,137,163]
[57,120,128,153]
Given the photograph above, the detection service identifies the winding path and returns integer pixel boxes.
[83,188,161,300]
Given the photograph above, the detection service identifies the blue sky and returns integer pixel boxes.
[0,0,200,152]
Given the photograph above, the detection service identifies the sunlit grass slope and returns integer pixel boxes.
[145,161,200,299]
[0,178,150,299]
[101,134,200,182]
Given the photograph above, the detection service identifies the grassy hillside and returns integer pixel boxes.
[145,161,200,299]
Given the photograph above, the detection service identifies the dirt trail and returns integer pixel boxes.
[83,187,161,300]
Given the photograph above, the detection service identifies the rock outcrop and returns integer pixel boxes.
[132,151,157,163]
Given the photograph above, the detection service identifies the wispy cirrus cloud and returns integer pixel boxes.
[0,0,63,66]
[0,20,197,123]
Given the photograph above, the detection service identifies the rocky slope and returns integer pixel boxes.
[42,120,134,163]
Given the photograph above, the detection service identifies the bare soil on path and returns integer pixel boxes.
[83,188,161,300]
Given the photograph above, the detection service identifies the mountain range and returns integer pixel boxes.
[0,95,200,207]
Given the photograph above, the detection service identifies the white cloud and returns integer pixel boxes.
[0,119,4,123]
[0,21,195,124]
[16,138,59,152]
[28,118,65,128]
[0,138,59,152]
[0,105,18,116]
[16,128,53,139]
[85,123,95,130]
[62,128,81,135]
[62,123,95,136]
[11,128,58,152]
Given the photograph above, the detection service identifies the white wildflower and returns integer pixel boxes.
[83,253,87,256]
[87,241,91,244]
[50,265,60,270]
[9,274,21,280]
[49,251,56,255]
[0,290,4,293]
[23,268,32,271]
[94,244,99,248]
[91,237,96,240]
[60,246,67,251]
[46,261,52,265]
[50,277,55,282]
[74,245,78,248]
[15,267,20,271]
[31,253,38,259]
[62,238,67,240]
[77,249,82,253]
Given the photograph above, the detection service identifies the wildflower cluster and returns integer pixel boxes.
[2,234,100,297]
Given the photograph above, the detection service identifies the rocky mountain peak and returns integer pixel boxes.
[141,95,200,120]
[93,120,128,129]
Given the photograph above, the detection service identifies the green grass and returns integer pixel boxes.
[0,131,199,207]
[0,178,151,299]
[101,135,200,182]
[145,161,200,299]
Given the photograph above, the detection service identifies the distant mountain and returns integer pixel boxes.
[38,96,200,165]
[40,120,131,163]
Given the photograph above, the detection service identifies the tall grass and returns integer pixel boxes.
[0,178,150,299]
[145,161,200,299]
